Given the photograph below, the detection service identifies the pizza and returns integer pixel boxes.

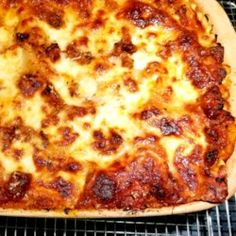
[0,0,235,217]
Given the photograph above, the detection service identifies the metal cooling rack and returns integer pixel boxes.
[0,197,236,236]
[0,0,235,236]
[219,0,236,28]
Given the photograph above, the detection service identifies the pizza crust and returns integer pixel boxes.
[0,0,236,217]
[196,0,236,199]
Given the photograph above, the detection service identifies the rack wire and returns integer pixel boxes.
[0,197,236,236]
[219,0,236,28]
[0,0,235,236]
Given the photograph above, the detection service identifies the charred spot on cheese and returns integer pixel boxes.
[201,166,228,203]
[118,1,175,29]
[57,126,79,146]
[0,118,24,151]
[112,38,137,56]
[139,107,160,120]
[66,105,96,120]
[145,62,168,75]
[134,134,158,145]
[205,127,219,143]
[205,149,218,167]
[67,106,87,119]
[187,64,214,89]
[124,77,138,92]
[90,10,106,29]
[16,32,30,42]
[177,33,198,52]
[18,74,44,98]
[33,148,81,173]
[41,114,60,128]
[78,36,89,47]
[175,151,197,191]
[33,150,52,171]
[68,81,79,97]
[161,32,226,89]
[216,177,226,183]
[110,131,123,146]
[29,195,55,210]
[92,130,123,155]
[216,110,235,124]
[47,13,64,28]
[28,26,51,47]
[64,161,81,173]
[0,186,8,204]
[50,177,73,198]
[94,60,111,73]
[121,54,134,68]
[34,4,64,28]
[114,156,181,208]
[175,4,188,25]
[41,84,63,109]
[209,44,224,64]
[39,131,50,148]
[74,0,92,18]
[200,86,224,119]
[51,0,70,5]
[160,118,181,136]
[66,42,93,65]
[213,67,227,81]
[6,171,31,201]
[204,113,235,156]
[45,43,61,62]
[12,148,24,160]
[151,184,166,200]
[93,173,116,202]
[0,126,16,151]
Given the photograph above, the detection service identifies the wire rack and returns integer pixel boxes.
[0,197,236,236]
[219,0,236,28]
[0,1,235,236]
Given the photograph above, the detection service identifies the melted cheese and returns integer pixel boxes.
[0,0,209,177]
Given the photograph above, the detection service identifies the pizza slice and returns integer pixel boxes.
[0,0,235,217]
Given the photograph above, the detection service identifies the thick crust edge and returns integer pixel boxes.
[0,0,236,218]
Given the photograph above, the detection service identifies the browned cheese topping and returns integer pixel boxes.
[0,0,235,211]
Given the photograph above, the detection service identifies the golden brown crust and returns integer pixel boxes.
[195,0,236,199]
[0,0,235,217]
